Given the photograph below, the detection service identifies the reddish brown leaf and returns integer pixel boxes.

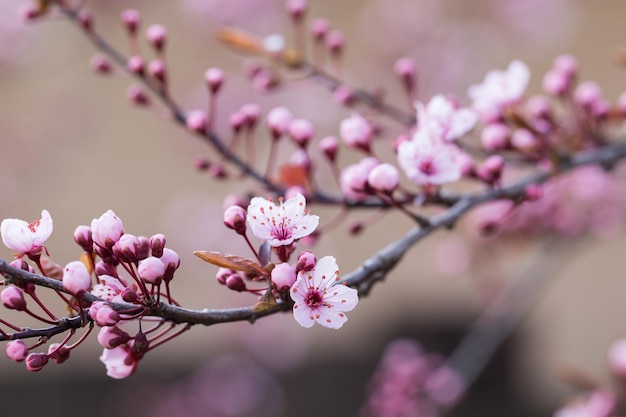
[194,251,267,276]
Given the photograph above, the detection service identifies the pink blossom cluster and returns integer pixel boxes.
[1,209,181,378]
[221,192,359,329]
[361,339,465,417]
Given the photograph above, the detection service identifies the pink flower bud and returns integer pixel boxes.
[95,304,121,327]
[225,274,246,292]
[127,55,144,75]
[77,10,93,32]
[95,261,118,278]
[91,210,124,249]
[90,54,112,75]
[271,262,297,291]
[127,85,150,106]
[609,338,626,378]
[511,128,539,151]
[333,85,355,106]
[25,353,48,372]
[136,236,150,260]
[480,123,510,151]
[285,0,307,21]
[319,136,339,162]
[288,119,315,148]
[112,234,140,263]
[394,57,416,91]
[138,256,166,285]
[6,340,28,362]
[477,155,505,184]
[20,5,43,21]
[100,345,137,379]
[194,157,210,171]
[367,163,399,193]
[340,114,372,153]
[63,261,92,296]
[133,332,149,355]
[120,288,137,303]
[47,343,70,364]
[229,111,245,133]
[266,107,293,139]
[73,225,93,252]
[209,163,228,179]
[205,67,225,94]
[159,248,180,284]
[311,18,330,41]
[1,286,26,311]
[326,30,344,55]
[149,234,166,258]
[224,206,247,234]
[526,96,551,119]
[10,259,34,273]
[574,81,603,109]
[296,251,316,272]
[146,24,167,51]
[553,54,578,78]
[148,59,167,84]
[216,268,235,285]
[542,70,569,96]
[98,326,132,349]
[186,110,207,134]
[121,9,140,35]
[340,158,379,201]
[241,103,261,129]
[524,184,543,202]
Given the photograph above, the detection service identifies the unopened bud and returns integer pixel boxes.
[223,206,247,234]
[367,163,399,193]
[266,107,293,139]
[205,68,225,94]
[480,123,510,151]
[6,340,28,362]
[25,353,48,372]
[121,288,138,303]
[138,256,165,285]
[121,9,140,35]
[47,343,70,364]
[186,110,207,134]
[148,59,167,84]
[127,55,144,75]
[271,263,296,291]
[285,0,307,21]
[127,85,150,106]
[225,274,246,292]
[98,326,131,349]
[149,234,166,258]
[90,54,112,75]
[288,118,315,148]
[311,18,330,41]
[73,225,93,252]
[296,251,316,272]
[77,10,93,32]
[319,136,339,162]
[146,24,167,52]
[1,286,26,311]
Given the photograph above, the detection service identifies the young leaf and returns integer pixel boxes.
[194,251,267,277]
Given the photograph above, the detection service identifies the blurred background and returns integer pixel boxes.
[2,0,626,416]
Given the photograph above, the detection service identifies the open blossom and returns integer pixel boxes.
[290,256,358,329]
[397,121,465,186]
[418,95,477,142]
[246,193,319,247]
[100,344,137,379]
[468,60,530,122]
[1,210,53,256]
[91,275,128,303]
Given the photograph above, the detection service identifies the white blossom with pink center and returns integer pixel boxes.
[289,256,358,329]
[468,60,530,122]
[418,95,477,142]
[397,121,464,186]
[246,193,319,247]
[91,275,128,303]
[0,210,53,257]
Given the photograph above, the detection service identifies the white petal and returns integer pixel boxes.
[292,301,315,328]
[1,218,33,253]
[324,284,359,312]
[315,305,348,329]
[312,256,339,290]
[32,210,53,246]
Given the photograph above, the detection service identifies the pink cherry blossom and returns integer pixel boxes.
[397,124,464,186]
[1,210,53,257]
[340,113,373,152]
[246,193,319,247]
[99,344,137,379]
[418,95,477,142]
[271,262,297,291]
[91,275,128,303]
[290,256,358,329]
[468,60,530,122]
[62,261,92,296]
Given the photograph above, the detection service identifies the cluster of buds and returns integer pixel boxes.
[0,209,181,378]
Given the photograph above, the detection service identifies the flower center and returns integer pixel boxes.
[419,159,436,175]
[304,290,323,308]
[271,221,292,241]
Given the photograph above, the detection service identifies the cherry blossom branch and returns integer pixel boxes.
[1,141,625,335]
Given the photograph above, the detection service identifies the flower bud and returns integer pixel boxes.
[95,261,118,278]
[91,210,124,249]
[477,155,505,184]
[73,225,93,252]
[319,136,339,162]
[241,103,261,130]
[10,259,34,273]
[90,54,112,75]
[225,274,246,292]
[224,206,247,234]
[216,268,235,285]
[121,288,138,303]
[47,343,70,364]
[288,119,315,148]
[394,57,416,92]
[285,0,307,21]
[127,55,144,75]
[511,128,539,151]
[127,84,150,106]
[333,85,355,106]
[138,256,165,285]
[112,233,141,263]
[524,184,543,202]
[186,110,207,134]
[340,114,372,153]
[121,9,140,35]
[25,353,48,372]
[98,326,132,349]
[326,30,344,56]
[77,10,93,32]
[574,81,602,109]
[133,332,149,355]
[205,68,225,94]
[271,263,297,291]
[480,123,510,151]
[6,340,28,362]
[311,18,330,41]
[553,54,578,79]
[95,304,121,327]
[149,234,166,258]
[367,163,399,193]
[148,59,167,84]
[146,24,167,52]
[1,286,26,311]
[160,248,180,283]
[542,70,569,96]
[266,107,293,139]
[62,261,92,296]
[296,251,316,272]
